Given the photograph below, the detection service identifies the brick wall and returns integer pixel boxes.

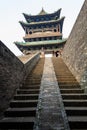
[0,41,40,118]
[62,0,87,88]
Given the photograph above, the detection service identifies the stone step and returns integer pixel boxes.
[17,89,39,94]
[0,58,44,129]
[62,94,87,99]
[10,100,38,108]
[25,77,41,78]
[0,117,35,129]
[52,57,87,129]
[56,74,75,76]
[5,107,36,117]
[24,82,40,85]
[58,73,76,76]
[58,80,78,83]
[20,85,40,89]
[68,116,87,129]
[58,83,79,86]
[14,94,38,100]
[28,75,42,78]
[60,88,84,93]
[58,81,79,83]
[65,107,87,116]
[63,100,87,107]
[59,85,80,89]
[27,77,41,79]
[57,77,76,80]
[25,80,41,83]
[23,84,40,87]
[58,77,75,79]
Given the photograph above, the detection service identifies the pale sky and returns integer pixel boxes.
[0,0,85,56]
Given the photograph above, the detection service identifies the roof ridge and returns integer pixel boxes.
[38,8,47,15]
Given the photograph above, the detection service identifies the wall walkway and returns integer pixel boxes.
[34,57,70,130]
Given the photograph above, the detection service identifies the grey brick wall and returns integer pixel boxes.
[0,41,40,118]
[62,0,87,88]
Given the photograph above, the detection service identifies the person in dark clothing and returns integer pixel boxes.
[55,51,59,57]
[52,50,55,56]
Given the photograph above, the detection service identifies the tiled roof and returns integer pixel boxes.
[19,17,65,26]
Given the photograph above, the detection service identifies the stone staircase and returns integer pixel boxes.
[52,57,87,130]
[0,58,44,130]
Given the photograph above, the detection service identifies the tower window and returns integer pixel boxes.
[54,29,57,32]
[58,25,60,32]
[26,29,28,34]
[29,31,32,34]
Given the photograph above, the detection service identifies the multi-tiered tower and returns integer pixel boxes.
[15,8,66,53]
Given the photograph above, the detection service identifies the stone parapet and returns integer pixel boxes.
[24,52,40,80]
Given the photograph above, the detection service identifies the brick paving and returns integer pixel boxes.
[34,57,70,130]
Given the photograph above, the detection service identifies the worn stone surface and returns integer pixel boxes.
[0,41,40,118]
[62,0,87,87]
[18,54,34,63]
[34,58,70,130]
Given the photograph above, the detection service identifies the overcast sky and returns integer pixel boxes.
[0,0,85,56]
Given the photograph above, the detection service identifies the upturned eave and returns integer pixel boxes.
[19,16,65,30]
